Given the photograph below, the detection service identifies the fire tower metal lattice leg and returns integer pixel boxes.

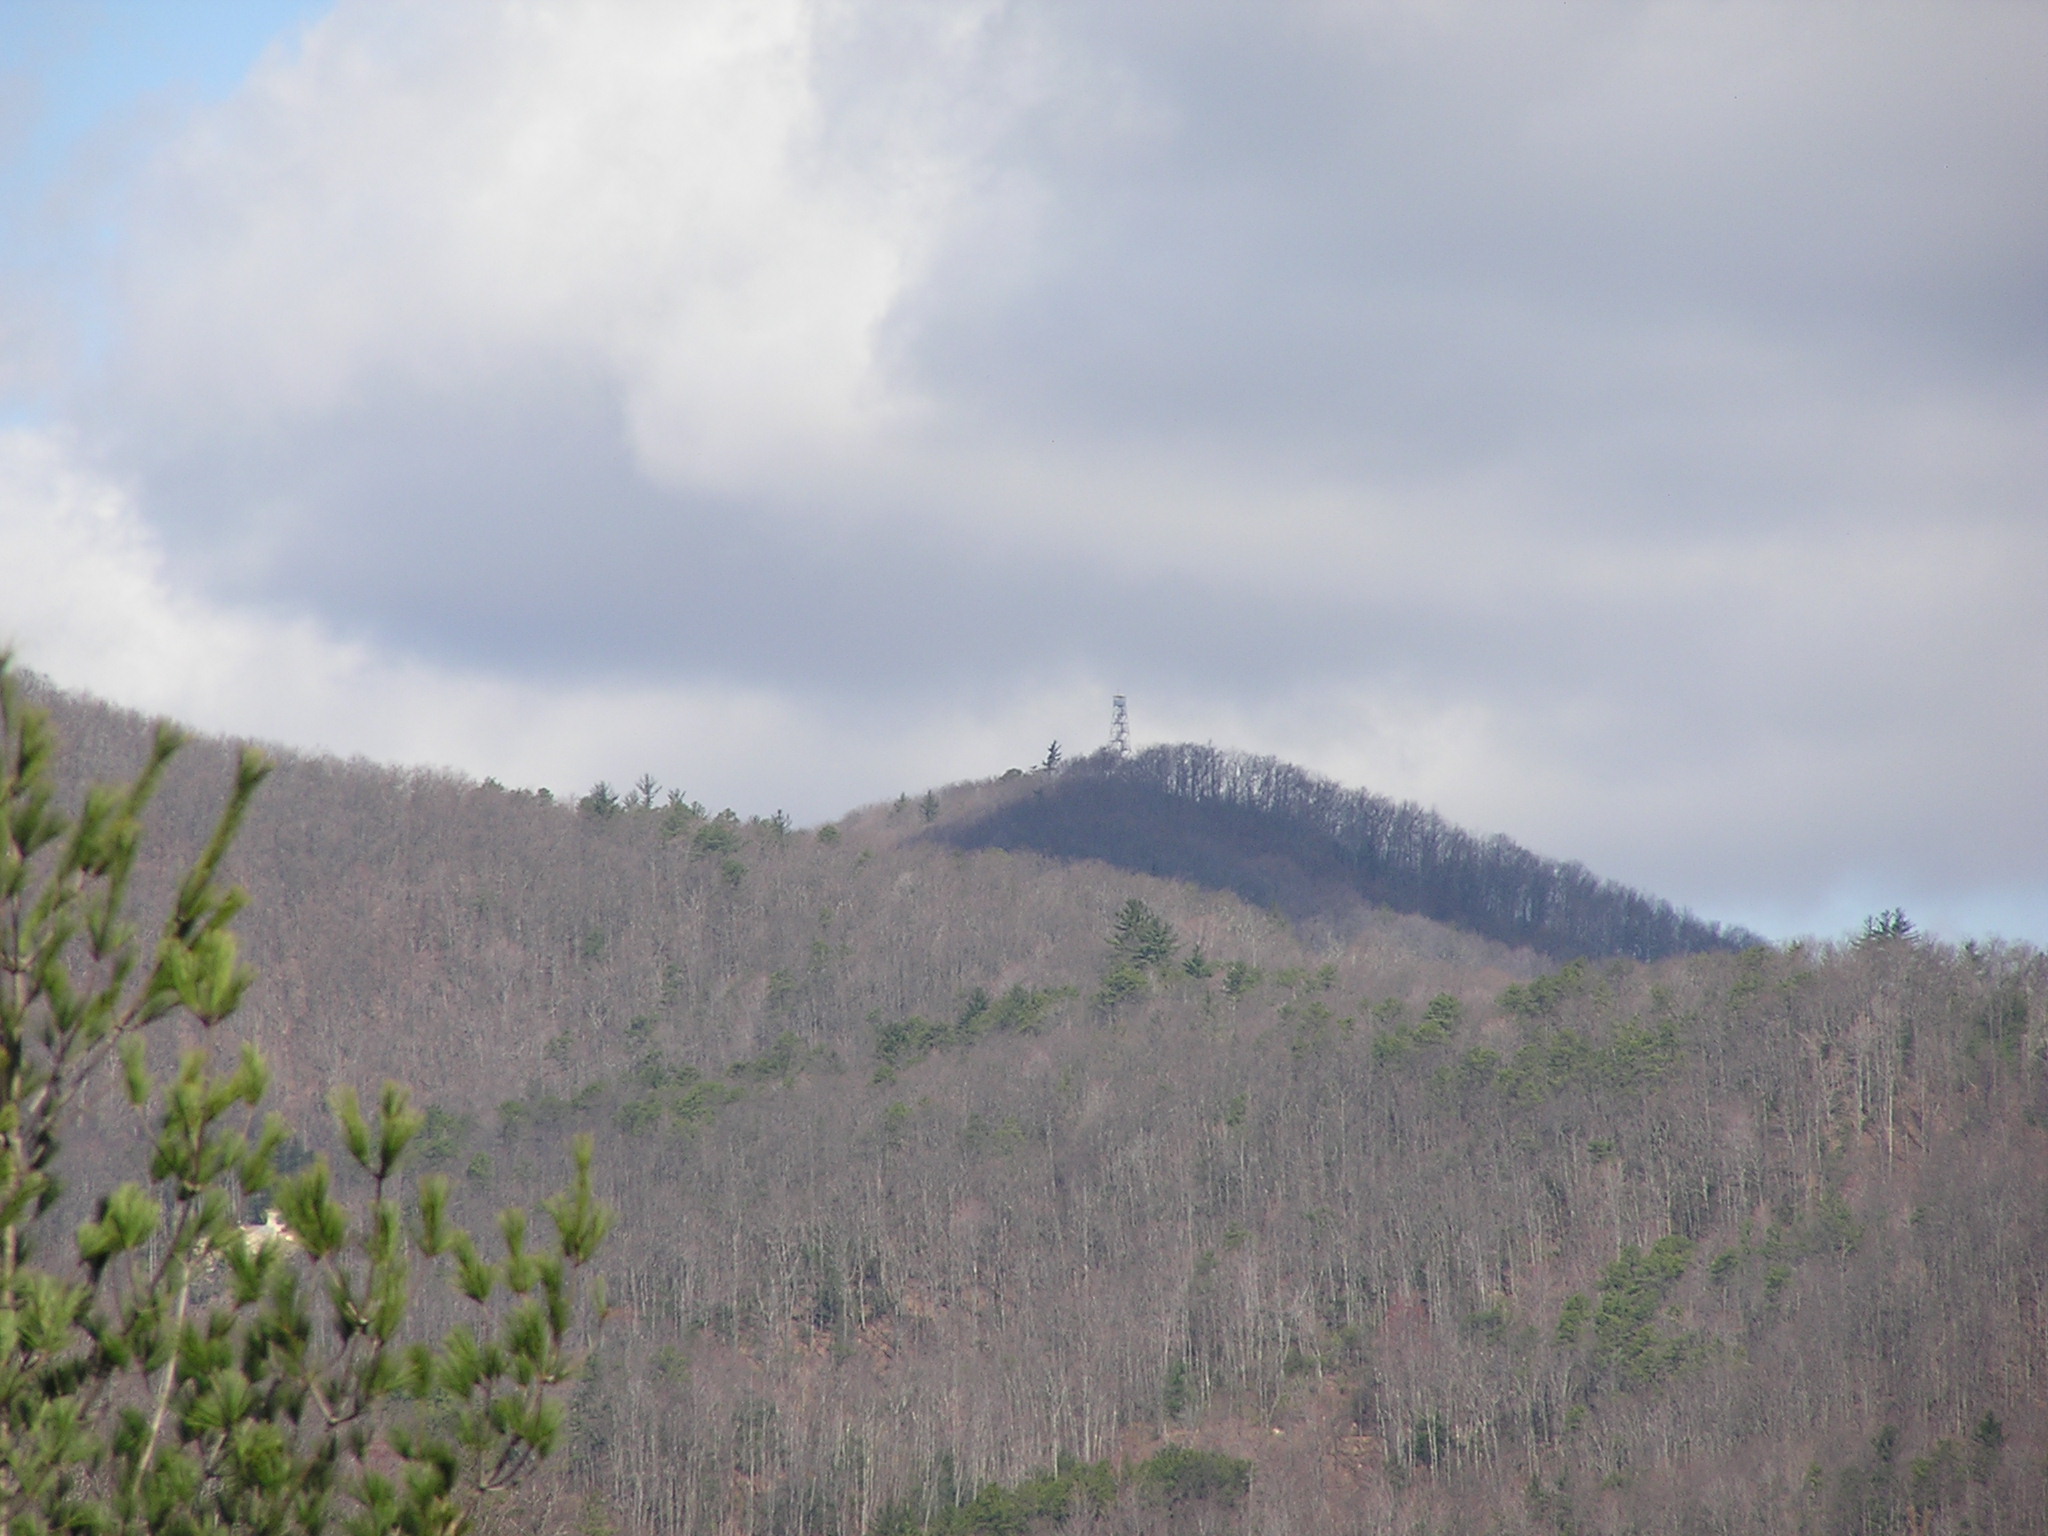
[1110,695,1130,757]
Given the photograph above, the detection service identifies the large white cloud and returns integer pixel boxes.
[0,426,1100,815]
[5,0,2046,939]
[108,0,1018,493]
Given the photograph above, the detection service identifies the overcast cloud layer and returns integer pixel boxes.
[3,0,2046,943]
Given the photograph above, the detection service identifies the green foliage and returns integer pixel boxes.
[867,1453,1116,1535]
[955,984,1061,1040]
[1909,1438,1965,1514]
[863,1447,1246,1533]
[878,1101,913,1150]
[691,811,742,856]
[874,986,1067,1074]
[766,968,802,1014]
[1499,961,1591,1019]
[1590,1236,1697,1388]
[1092,964,1147,1013]
[1420,992,1462,1035]
[1973,979,2029,1064]
[1274,964,1336,994]
[1285,998,1339,1058]
[1572,1019,1672,1091]
[1813,1191,1864,1256]
[656,1081,741,1130]
[1717,1193,1863,1294]
[1109,898,1178,971]
[1132,1446,1251,1508]
[1388,1016,1682,1106]
[1222,961,1261,998]
[1092,899,1184,1012]
[730,1031,812,1084]
[1371,1027,1417,1068]
[1445,1046,1501,1094]
[416,1104,475,1166]
[1410,1414,1455,1468]
[578,781,622,818]
[1972,1410,2004,1479]
[0,659,612,1535]
[959,1113,1025,1159]
[1857,908,1915,945]
[1818,1423,1971,1536]
[1461,1304,1509,1346]
[805,1241,890,1341]
[1373,992,1471,1067]
[659,790,705,840]
[1555,1292,1590,1346]
[1973,1410,2003,1452]
[503,1048,739,1141]
[1162,1356,1190,1419]
[875,1015,952,1073]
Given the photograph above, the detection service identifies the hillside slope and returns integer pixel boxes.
[25,676,2048,1536]
[939,745,1760,961]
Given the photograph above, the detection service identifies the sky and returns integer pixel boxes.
[1,0,2044,946]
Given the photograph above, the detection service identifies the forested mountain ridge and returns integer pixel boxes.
[24,675,2048,1536]
[938,745,1762,961]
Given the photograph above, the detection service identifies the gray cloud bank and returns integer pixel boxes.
[12,0,2048,940]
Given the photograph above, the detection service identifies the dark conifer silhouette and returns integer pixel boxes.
[939,743,1759,959]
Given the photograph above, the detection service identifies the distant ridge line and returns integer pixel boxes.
[946,742,1762,962]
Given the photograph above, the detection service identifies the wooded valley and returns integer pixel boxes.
[28,676,2048,1535]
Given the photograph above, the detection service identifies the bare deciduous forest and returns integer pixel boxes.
[30,677,2048,1535]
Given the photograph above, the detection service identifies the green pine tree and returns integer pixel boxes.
[0,654,612,1535]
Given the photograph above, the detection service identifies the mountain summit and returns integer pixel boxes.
[938,744,1759,961]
